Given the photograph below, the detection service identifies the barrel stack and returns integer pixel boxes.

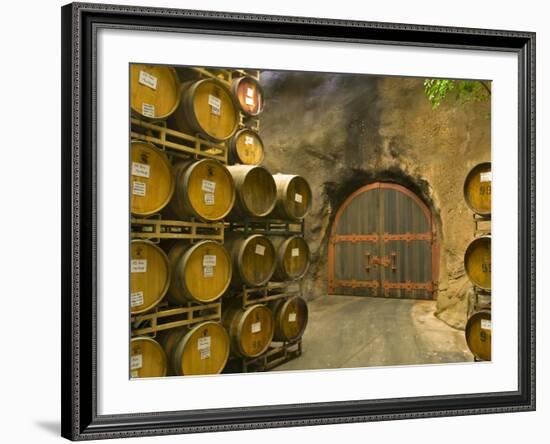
[129,65,310,376]
[462,162,492,362]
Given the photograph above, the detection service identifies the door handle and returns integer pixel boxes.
[391,252,397,272]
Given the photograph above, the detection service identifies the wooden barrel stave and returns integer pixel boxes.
[130,240,171,314]
[228,128,265,165]
[270,296,309,342]
[464,235,491,290]
[167,240,232,304]
[130,337,168,378]
[463,162,492,216]
[158,321,230,376]
[465,310,492,361]
[130,64,180,120]
[269,174,312,221]
[268,235,310,281]
[226,165,277,219]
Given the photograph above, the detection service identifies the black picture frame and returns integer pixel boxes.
[61,2,536,440]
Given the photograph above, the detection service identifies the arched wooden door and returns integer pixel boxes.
[328,182,439,300]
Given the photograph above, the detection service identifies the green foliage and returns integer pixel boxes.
[424,79,490,110]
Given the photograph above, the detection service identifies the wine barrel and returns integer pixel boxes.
[465,310,492,361]
[167,240,232,304]
[226,165,277,219]
[222,304,274,358]
[269,235,310,281]
[269,174,312,221]
[229,128,265,165]
[270,296,309,342]
[166,159,236,222]
[130,337,167,378]
[231,76,264,117]
[130,240,170,314]
[170,79,238,142]
[158,321,230,376]
[463,162,491,216]
[224,234,276,287]
[464,235,491,290]
[130,141,175,216]
[130,64,180,120]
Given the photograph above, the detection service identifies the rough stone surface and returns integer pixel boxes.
[258,71,490,329]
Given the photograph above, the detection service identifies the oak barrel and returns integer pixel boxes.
[269,174,312,221]
[269,235,310,281]
[130,141,175,216]
[222,303,274,358]
[229,128,265,165]
[167,240,232,304]
[464,235,491,290]
[270,295,309,342]
[158,321,230,376]
[130,64,180,120]
[166,159,236,222]
[226,165,277,219]
[224,234,277,287]
[170,79,238,142]
[463,162,492,216]
[130,240,170,314]
[465,310,492,361]
[231,76,264,117]
[130,337,167,378]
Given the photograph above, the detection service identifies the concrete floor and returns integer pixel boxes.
[276,295,473,371]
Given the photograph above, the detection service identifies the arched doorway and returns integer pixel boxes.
[327,182,439,300]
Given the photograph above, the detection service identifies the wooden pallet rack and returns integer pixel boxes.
[226,218,304,236]
[231,340,302,373]
[130,301,222,337]
[232,282,301,308]
[131,117,228,163]
[188,67,260,85]
[131,216,224,242]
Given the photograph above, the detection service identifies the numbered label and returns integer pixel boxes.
[132,181,146,197]
[204,193,215,205]
[245,96,254,106]
[255,244,266,256]
[141,103,155,118]
[291,248,300,257]
[251,322,262,333]
[208,94,222,115]
[130,291,144,307]
[203,266,214,278]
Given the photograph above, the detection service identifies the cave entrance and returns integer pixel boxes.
[327,182,439,300]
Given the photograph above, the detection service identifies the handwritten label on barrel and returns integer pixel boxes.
[246,87,254,97]
[132,162,150,178]
[198,336,212,358]
[203,255,217,267]
[245,96,254,106]
[480,171,492,182]
[131,259,147,273]
[481,319,492,330]
[131,354,143,370]
[130,291,144,307]
[138,70,158,90]
[202,179,216,193]
[131,370,139,378]
[203,266,214,278]
[288,312,297,322]
[295,193,303,203]
[244,135,254,145]
[255,244,266,256]
[251,322,261,334]
[291,248,300,257]
[204,193,215,205]
[141,103,155,118]
[208,94,221,116]
[132,181,146,197]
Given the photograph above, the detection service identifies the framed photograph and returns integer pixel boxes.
[61,2,535,440]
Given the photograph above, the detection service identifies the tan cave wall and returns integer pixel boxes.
[258,72,491,329]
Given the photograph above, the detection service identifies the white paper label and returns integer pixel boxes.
[295,193,303,203]
[203,255,217,267]
[203,266,214,278]
[480,171,492,182]
[288,312,297,322]
[244,135,254,145]
[245,96,255,106]
[197,336,211,350]
[204,193,215,205]
[141,102,155,118]
[255,244,266,256]
[131,259,147,273]
[481,319,492,330]
[246,87,254,97]
[131,354,143,370]
[131,370,139,378]
[132,181,146,197]
[130,291,144,307]
[131,162,150,178]
[291,248,300,257]
[251,322,262,333]
[200,348,211,360]
[208,94,221,115]
[202,179,216,193]
[138,70,158,90]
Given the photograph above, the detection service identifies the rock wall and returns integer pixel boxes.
[258,71,491,329]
